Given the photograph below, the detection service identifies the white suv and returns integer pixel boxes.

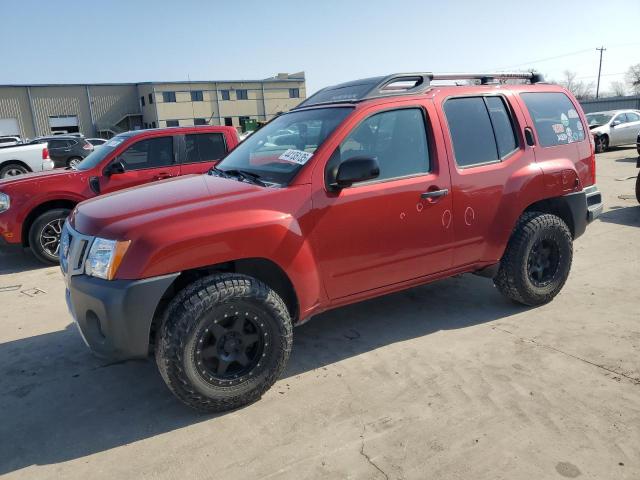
[587,109,640,153]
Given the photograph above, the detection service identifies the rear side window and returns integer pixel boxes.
[118,136,174,170]
[626,112,640,122]
[444,96,517,167]
[520,92,585,147]
[184,133,227,163]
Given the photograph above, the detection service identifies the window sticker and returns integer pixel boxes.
[576,122,584,132]
[560,113,570,127]
[565,128,573,143]
[552,123,565,134]
[557,133,568,142]
[278,148,313,165]
[106,138,124,147]
[568,109,579,119]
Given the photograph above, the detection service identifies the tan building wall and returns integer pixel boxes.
[0,73,306,138]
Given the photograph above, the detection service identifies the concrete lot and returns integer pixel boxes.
[0,148,638,480]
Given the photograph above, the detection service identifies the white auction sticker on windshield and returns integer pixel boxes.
[106,138,124,147]
[278,149,313,165]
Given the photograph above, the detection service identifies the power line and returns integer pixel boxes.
[495,48,593,70]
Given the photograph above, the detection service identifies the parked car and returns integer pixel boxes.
[0,142,54,178]
[86,138,108,147]
[0,136,23,148]
[0,126,238,263]
[28,136,93,168]
[586,109,640,153]
[60,72,602,412]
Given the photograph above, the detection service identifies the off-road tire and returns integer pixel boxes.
[0,163,29,178]
[595,134,608,153]
[156,273,293,413]
[494,212,573,306]
[28,208,71,264]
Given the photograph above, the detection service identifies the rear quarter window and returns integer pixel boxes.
[520,92,585,147]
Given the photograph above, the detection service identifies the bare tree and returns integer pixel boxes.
[625,64,640,94]
[559,70,594,99]
[608,80,627,97]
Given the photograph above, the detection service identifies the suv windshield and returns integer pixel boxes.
[586,113,613,126]
[215,107,353,185]
[75,134,131,171]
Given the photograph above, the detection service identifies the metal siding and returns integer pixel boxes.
[89,85,141,131]
[29,86,92,135]
[579,95,640,113]
[0,87,35,137]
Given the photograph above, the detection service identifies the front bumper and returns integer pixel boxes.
[65,273,179,360]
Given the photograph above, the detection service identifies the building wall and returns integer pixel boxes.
[88,84,141,133]
[0,87,35,138]
[579,95,640,113]
[29,86,93,136]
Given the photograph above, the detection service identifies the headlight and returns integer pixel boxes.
[85,237,131,280]
[0,193,9,212]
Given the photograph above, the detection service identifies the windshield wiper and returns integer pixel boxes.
[211,166,267,187]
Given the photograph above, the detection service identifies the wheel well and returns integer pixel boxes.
[149,258,300,351]
[524,197,576,238]
[22,200,77,246]
[0,160,32,173]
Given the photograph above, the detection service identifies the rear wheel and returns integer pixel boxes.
[28,209,71,264]
[494,212,573,306]
[156,273,293,412]
[0,163,29,178]
[595,135,608,153]
[67,157,82,168]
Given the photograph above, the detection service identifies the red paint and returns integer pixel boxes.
[67,83,595,322]
[0,126,238,245]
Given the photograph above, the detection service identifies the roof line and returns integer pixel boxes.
[0,78,306,88]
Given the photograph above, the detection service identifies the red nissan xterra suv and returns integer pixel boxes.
[0,126,238,263]
[61,73,603,412]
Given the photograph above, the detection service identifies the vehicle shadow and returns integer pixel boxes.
[0,249,46,275]
[598,205,640,227]
[0,274,526,474]
[614,156,639,163]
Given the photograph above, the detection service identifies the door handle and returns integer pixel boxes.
[154,172,173,180]
[421,188,449,199]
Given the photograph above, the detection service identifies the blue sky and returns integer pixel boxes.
[1,0,638,94]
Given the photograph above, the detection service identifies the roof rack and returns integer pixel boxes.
[293,72,544,109]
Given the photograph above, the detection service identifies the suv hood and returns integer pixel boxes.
[70,174,270,238]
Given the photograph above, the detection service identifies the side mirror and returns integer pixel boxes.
[329,156,380,190]
[611,120,622,127]
[105,160,126,176]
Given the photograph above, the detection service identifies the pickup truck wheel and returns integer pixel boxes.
[0,163,29,178]
[494,212,572,306]
[635,172,640,204]
[156,273,293,412]
[28,209,71,264]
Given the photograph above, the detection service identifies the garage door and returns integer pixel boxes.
[49,115,79,134]
[0,118,20,136]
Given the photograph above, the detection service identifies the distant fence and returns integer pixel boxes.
[579,95,640,113]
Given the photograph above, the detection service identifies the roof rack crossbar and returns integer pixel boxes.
[431,72,544,84]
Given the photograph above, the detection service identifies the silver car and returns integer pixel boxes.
[586,109,640,153]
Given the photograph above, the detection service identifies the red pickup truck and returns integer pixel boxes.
[0,126,239,263]
[61,73,602,412]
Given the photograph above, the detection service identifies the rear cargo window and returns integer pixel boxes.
[444,96,517,167]
[520,92,585,147]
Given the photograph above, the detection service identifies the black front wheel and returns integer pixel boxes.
[156,273,293,412]
[635,172,640,204]
[28,208,71,264]
[595,135,608,153]
[494,212,573,306]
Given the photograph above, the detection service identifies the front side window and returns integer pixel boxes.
[118,136,174,170]
[444,97,514,167]
[520,92,585,147]
[184,133,227,163]
[162,91,176,103]
[216,107,352,185]
[613,113,628,124]
[334,108,429,182]
[236,89,248,100]
[191,90,203,102]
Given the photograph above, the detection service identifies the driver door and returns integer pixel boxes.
[100,135,180,194]
[311,102,454,300]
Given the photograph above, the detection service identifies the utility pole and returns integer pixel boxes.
[595,46,606,99]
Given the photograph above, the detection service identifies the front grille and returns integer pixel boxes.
[60,222,94,277]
